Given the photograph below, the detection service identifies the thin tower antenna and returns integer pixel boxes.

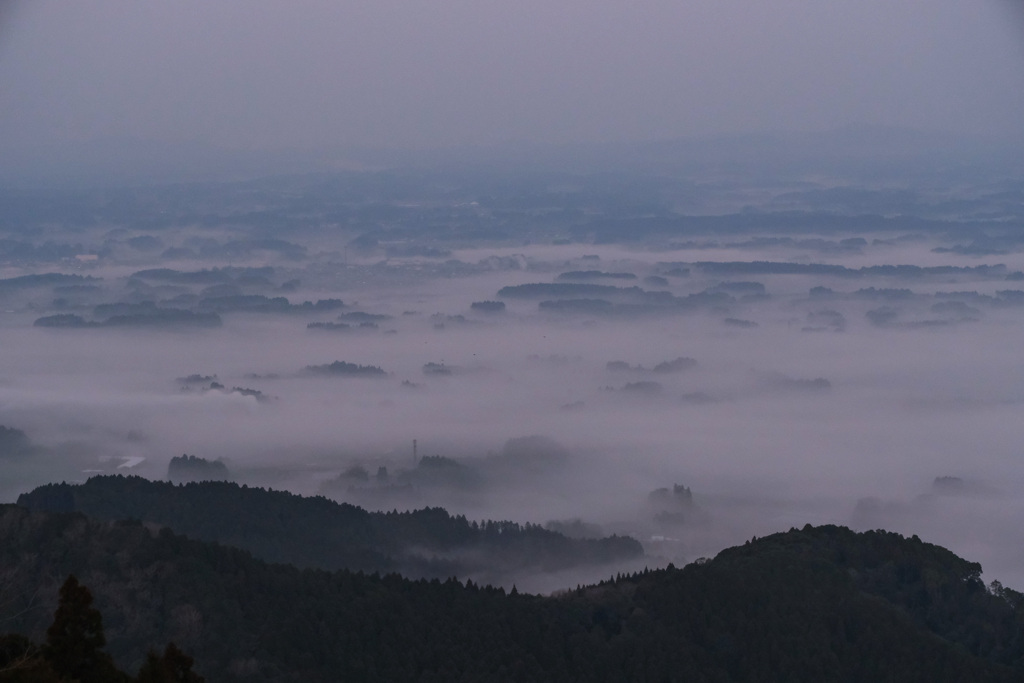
[413,439,417,463]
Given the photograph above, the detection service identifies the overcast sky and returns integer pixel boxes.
[0,0,1022,152]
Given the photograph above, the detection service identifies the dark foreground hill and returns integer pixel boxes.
[17,476,642,585]
[1,504,1022,682]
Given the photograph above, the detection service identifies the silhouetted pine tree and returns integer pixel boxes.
[43,576,124,683]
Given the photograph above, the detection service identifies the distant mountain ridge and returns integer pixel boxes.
[17,476,642,585]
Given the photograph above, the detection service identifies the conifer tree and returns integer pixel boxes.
[44,576,123,683]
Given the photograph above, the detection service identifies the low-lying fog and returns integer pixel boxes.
[3,230,1024,592]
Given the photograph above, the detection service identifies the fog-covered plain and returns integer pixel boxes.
[2,168,1024,592]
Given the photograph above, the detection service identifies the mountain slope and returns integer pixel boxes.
[1,503,1021,682]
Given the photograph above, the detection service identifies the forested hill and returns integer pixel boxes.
[1,505,1022,682]
[16,476,642,584]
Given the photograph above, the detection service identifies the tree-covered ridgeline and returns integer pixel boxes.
[17,476,643,583]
